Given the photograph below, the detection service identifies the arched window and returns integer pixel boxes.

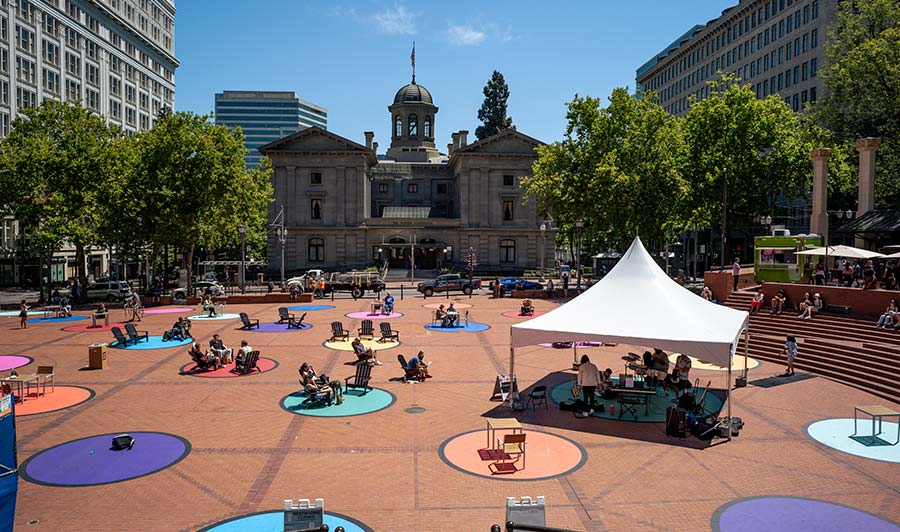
[500,239,516,263]
[308,238,325,262]
[423,116,432,137]
[407,113,418,136]
[395,116,402,137]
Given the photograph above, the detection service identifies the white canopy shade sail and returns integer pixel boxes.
[795,245,884,259]
[882,251,900,259]
[510,237,749,368]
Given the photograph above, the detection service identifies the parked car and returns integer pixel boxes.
[85,281,133,302]
[417,274,482,297]
[173,281,224,299]
[286,269,327,288]
[497,277,544,291]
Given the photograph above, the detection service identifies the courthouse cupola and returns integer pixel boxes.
[387,78,440,162]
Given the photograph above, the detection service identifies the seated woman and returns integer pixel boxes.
[749,292,765,314]
[798,293,824,319]
[434,304,446,325]
[700,286,714,302]
[302,374,333,404]
[351,337,382,365]
[877,299,898,328]
[520,299,534,316]
[770,290,787,315]
[189,342,221,370]
[201,295,216,317]
[664,353,693,397]
[57,297,72,318]
[796,292,812,318]
[444,303,459,327]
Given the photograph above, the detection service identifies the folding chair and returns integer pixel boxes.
[525,385,548,412]
[489,433,526,474]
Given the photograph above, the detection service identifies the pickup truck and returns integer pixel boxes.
[417,274,482,297]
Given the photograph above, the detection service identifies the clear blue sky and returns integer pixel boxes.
[174,0,735,146]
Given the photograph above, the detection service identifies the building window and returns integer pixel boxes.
[308,238,324,262]
[310,172,322,184]
[423,117,431,137]
[503,200,514,221]
[407,113,417,136]
[812,0,819,18]
[500,239,516,263]
[395,116,401,137]
[407,183,418,194]
[310,199,322,220]
[810,58,817,77]
[503,174,515,187]
[811,29,818,48]
[436,183,447,194]
[378,183,388,193]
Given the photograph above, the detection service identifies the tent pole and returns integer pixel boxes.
[508,329,515,407]
[743,327,749,379]
[727,361,733,442]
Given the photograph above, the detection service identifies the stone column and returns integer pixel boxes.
[809,148,832,241]
[361,167,371,220]
[855,137,881,217]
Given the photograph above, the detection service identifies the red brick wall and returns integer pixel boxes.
[703,268,757,302]
[760,282,900,319]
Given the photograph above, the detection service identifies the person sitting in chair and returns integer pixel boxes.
[749,292,765,314]
[57,296,72,318]
[201,295,216,317]
[384,292,395,315]
[599,368,614,394]
[520,299,534,316]
[302,374,333,403]
[189,342,221,370]
[170,317,190,341]
[770,290,787,315]
[435,304,447,326]
[209,334,233,364]
[407,351,430,380]
[650,348,670,388]
[701,286,714,301]
[665,353,692,396]
[235,340,252,366]
[351,337,382,365]
[444,303,459,327]
[877,299,898,328]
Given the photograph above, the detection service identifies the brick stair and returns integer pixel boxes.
[723,290,899,404]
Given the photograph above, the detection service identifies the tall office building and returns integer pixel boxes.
[636,0,837,116]
[0,0,178,285]
[214,90,327,168]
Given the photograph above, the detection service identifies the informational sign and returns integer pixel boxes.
[506,496,547,527]
[0,392,17,532]
[283,498,324,531]
[490,374,518,402]
[0,395,11,420]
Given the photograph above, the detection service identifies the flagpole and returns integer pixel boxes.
[411,41,416,83]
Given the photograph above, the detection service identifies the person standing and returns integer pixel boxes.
[783,335,798,376]
[577,354,601,416]
[18,300,29,329]
[732,257,741,292]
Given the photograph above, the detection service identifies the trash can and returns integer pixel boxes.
[88,343,107,370]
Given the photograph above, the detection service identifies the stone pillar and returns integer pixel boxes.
[809,148,831,241]
[361,167,371,220]
[458,130,469,148]
[855,137,881,217]
[364,131,374,150]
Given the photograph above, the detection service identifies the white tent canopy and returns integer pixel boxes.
[510,237,749,369]
[795,245,883,259]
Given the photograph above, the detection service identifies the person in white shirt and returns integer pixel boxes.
[577,355,601,416]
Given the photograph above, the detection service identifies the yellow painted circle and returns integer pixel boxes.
[668,353,760,372]
[323,338,400,352]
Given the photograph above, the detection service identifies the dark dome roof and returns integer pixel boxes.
[393,82,433,105]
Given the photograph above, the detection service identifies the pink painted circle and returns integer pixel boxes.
[0,355,33,372]
[439,428,586,480]
[344,311,404,320]
[501,310,547,318]
[422,302,473,310]
[142,307,195,315]
[179,357,278,378]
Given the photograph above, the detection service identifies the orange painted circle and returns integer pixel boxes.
[14,386,94,416]
[439,428,586,480]
[422,302,473,310]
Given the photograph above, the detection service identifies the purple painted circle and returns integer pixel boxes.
[714,497,900,532]
[143,307,194,315]
[21,432,190,487]
[247,322,313,333]
[345,311,403,320]
[0,355,33,372]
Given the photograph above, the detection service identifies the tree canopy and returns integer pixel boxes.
[475,70,513,141]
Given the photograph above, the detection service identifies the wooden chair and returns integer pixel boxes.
[234,350,261,375]
[287,312,307,329]
[378,322,399,342]
[489,433,526,474]
[397,354,418,382]
[344,362,373,395]
[124,323,149,343]
[330,321,349,342]
[358,319,374,340]
[111,326,130,347]
[239,312,260,330]
[277,307,296,325]
[37,365,55,394]
[525,385,548,412]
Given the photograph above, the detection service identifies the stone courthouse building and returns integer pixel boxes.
[259,77,551,274]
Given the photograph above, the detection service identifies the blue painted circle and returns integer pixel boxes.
[424,322,491,333]
[110,336,193,350]
[280,387,395,418]
[287,305,336,311]
[199,510,372,532]
[806,418,900,463]
[26,315,88,324]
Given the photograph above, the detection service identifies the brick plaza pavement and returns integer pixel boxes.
[5,294,900,531]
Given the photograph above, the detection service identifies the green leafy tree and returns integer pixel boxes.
[522,88,689,256]
[133,112,273,290]
[681,76,811,262]
[475,70,513,140]
[814,0,900,207]
[0,100,125,294]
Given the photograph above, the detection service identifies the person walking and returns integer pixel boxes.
[732,257,741,292]
[783,335,798,376]
[577,354,601,416]
[18,299,29,329]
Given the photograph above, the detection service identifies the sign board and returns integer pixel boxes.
[490,374,518,402]
[506,496,547,527]
[0,395,11,420]
[284,499,324,531]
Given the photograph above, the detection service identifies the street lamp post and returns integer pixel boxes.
[238,224,247,294]
[279,226,287,290]
[575,219,584,290]
[539,223,547,281]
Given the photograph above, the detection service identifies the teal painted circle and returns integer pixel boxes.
[198,510,372,532]
[287,305,335,311]
[280,387,395,418]
[548,378,724,423]
[111,336,193,350]
[424,321,490,333]
[806,418,900,463]
[0,310,44,317]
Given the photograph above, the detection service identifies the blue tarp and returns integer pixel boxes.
[0,393,18,532]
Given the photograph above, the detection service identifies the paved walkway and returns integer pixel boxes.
[4,295,899,531]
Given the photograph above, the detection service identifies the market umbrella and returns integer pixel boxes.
[795,245,884,259]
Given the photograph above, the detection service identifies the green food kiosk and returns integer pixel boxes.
[754,234,824,283]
